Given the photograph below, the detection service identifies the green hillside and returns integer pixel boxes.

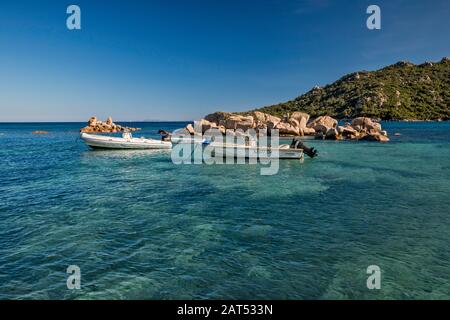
[252,58,450,120]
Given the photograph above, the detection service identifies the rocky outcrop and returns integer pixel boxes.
[194,119,228,134]
[337,125,358,139]
[80,117,140,133]
[351,117,373,128]
[351,118,384,139]
[308,115,338,130]
[307,115,338,139]
[288,112,310,135]
[224,115,254,131]
[201,111,315,136]
[252,111,281,128]
[313,124,330,134]
[314,117,389,142]
[302,127,316,135]
[325,128,340,140]
[360,131,390,142]
[188,111,388,142]
[204,112,232,125]
[290,112,310,127]
[275,121,300,136]
[265,111,314,136]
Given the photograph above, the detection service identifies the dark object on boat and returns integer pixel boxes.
[158,129,172,142]
[290,138,318,158]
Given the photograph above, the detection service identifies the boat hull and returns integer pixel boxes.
[81,133,172,150]
[210,144,303,160]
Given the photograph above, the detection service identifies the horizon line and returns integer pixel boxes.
[0,120,193,123]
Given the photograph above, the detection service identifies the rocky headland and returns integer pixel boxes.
[253,57,450,121]
[178,57,450,142]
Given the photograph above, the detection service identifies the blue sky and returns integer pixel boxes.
[0,0,449,121]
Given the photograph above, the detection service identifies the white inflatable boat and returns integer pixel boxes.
[81,132,172,149]
[210,142,304,160]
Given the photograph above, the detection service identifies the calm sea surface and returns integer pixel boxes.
[0,122,449,299]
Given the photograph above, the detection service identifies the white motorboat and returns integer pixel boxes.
[171,127,318,160]
[81,132,172,149]
[207,131,316,160]
[209,142,304,160]
[172,132,308,160]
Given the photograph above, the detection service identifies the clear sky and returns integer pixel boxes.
[0,0,449,121]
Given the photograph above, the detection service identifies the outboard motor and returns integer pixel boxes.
[290,138,318,158]
[158,129,172,142]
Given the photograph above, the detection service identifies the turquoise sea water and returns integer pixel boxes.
[0,121,449,300]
